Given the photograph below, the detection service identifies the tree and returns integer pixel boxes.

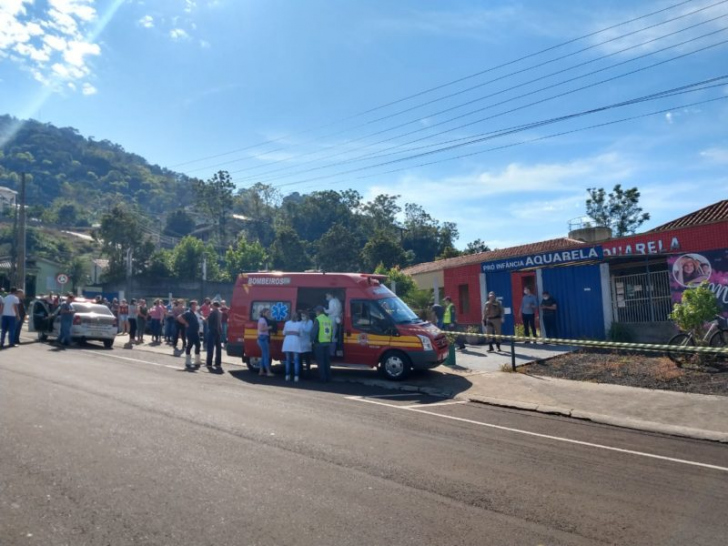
[144,249,173,278]
[463,239,491,255]
[193,170,235,247]
[437,246,461,260]
[316,223,361,272]
[164,209,195,237]
[171,236,221,281]
[374,265,416,299]
[225,238,267,278]
[669,283,720,335]
[269,227,311,271]
[586,184,650,236]
[65,256,89,291]
[361,231,407,271]
[96,204,152,281]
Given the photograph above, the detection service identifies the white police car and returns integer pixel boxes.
[29,298,117,348]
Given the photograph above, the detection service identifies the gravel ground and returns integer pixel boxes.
[522,350,728,397]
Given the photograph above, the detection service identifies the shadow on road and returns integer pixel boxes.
[227,364,474,398]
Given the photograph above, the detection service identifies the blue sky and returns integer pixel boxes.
[1,0,727,249]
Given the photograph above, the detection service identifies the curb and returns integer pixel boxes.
[332,374,728,443]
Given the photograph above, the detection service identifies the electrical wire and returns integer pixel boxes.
[170,0,704,169]
[239,29,728,184]
[190,0,728,177]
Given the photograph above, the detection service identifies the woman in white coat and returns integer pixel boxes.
[282,313,302,382]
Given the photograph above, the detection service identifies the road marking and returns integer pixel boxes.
[348,396,728,473]
[403,400,468,408]
[364,393,423,398]
[80,350,180,370]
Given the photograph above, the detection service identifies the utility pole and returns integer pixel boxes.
[17,172,27,292]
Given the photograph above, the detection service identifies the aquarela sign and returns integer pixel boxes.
[482,246,603,273]
[602,235,681,256]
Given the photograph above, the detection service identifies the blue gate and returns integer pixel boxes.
[485,271,514,335]
[541,264,605,340]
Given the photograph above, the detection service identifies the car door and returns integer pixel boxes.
[345,299,393,366]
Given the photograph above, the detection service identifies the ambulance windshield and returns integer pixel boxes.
[378,296,421,324]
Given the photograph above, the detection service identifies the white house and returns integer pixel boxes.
[0,186,17,211]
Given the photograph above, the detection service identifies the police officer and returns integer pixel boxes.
[311,305,333,382]
[442,296,466,351]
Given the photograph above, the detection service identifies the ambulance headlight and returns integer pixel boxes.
[417,335,433,351]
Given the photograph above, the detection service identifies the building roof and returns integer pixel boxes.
[649,199,728,232]
[403,237,586,275]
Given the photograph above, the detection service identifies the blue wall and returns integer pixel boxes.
[541,264,605,340]
[485,271,514,335]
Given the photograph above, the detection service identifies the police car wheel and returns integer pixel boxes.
[380,351,411,381]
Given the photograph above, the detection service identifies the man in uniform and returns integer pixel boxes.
[311,305,333,382]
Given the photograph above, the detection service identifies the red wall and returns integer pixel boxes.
[602,221,728,256]
[444,264,482,324]
[442,220,728,325]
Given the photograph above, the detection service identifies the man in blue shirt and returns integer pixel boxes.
[520,287,538,342]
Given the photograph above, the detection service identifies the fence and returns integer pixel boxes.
[611,270,672,324]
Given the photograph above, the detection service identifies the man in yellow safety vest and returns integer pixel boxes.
[311,305,333,382]
[443,296,466,351]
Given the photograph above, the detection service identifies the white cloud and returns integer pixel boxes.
[0,0,100,95]
[184,1,197,14]
[588,2,728,56]
[170,28,190,40]
[199,39,211,48]
[81,82,97,95]
[138,15,154,28]
[700,146,728,163]
[665,112,674,124]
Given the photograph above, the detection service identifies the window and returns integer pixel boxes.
[458,284,470,314]
[351,300,392,334]
[251,301,291,322]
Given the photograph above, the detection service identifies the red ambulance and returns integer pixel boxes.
[226,272,448,380]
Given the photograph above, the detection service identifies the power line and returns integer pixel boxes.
[191,0,727,178]
[260,78,727,189]
[171,0,704,169]
[240,27,728,185]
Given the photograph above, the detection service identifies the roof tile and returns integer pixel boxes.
[649,200,728,232]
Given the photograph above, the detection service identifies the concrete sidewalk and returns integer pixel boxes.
[36,334,728,443]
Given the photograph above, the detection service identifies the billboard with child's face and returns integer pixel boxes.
[668,249,728,317]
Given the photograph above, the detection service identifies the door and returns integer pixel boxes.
[541,264,605,340]
[345,299,392,366]
[485,271,514,335]
[511,271,538,330]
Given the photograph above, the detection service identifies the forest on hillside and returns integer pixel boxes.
[0,115,489,281]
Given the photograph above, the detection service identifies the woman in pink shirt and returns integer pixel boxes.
[149,299,166,343]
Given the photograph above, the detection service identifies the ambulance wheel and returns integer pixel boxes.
[246,357,261,373]
[380,351,411,381]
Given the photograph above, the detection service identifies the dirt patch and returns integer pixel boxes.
[522,350,728,397]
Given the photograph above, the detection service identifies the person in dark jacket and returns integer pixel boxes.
[178,300,201,369]
[205,301,223,372]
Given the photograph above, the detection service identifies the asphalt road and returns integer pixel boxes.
[1,340,727,546]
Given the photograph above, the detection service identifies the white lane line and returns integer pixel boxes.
[348,397,728,473]
[344,396,403,408]
[403,400,468,408]
[80,350,180,370]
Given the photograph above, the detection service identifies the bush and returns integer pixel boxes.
[668,283,720,336]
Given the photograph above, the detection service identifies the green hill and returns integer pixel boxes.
[0,115,193,222]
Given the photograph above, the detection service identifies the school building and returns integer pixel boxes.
[403,200,728,342]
